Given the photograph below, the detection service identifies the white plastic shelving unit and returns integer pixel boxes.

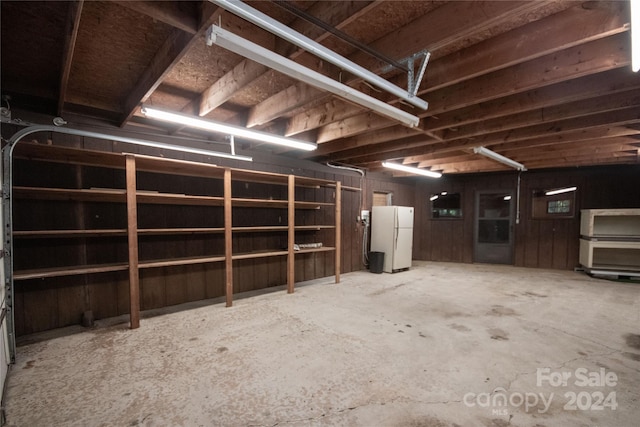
[579,209,640,276]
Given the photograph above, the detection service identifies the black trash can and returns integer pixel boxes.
[369,251,384,274]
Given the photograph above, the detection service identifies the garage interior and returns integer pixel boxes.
[1,1,639,426]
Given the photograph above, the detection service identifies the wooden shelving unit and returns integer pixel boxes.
[579,209,640,275]
[11,143,341,328]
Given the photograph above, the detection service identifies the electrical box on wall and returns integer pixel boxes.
[360,210,370,226]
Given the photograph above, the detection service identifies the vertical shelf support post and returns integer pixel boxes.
[335,181,341,283]
[287,175,295,293]
[125,155,140,329]
[224,168,233,307]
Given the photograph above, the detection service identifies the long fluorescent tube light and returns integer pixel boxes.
[209,0,428,110]
[141,105,317,151]
[430,195,439,201]
[632,0,639,72]
[129,139,252,162]
[382,161,442,178]
[545,186,577,196]
[473,146,526,171]
[206,25,420,128]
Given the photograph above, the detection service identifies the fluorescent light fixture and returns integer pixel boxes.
[141,105,316,151]
[210,0,428,110]
[382,161,442,178]
[632,0,639,72]
[473,146,526,171]
[206,25,420,128]
[430,195,439,201]
[441,191,447,195]
[504,195,512,201]
[127,138,252,162]
[545,186,577,196]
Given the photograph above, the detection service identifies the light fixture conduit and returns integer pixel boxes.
[209,0,429,110]
[473,146,526,171]
[205,25,420,128]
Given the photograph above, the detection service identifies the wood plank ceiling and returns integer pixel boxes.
[1,1,639,175]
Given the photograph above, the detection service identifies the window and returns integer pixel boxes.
[532,187,577,219]
[431,192,462,218]
[547,199,571,214]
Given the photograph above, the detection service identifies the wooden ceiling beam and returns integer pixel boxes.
[508,138,640,162]
[118,3,225,126]
[198,1,378,121]
[417,153,478,168]
[524,152,639,170]
[309,25,631,145]
[429,159,513,174]
[262,1,556,136]
[114,1,198,34]
[286,1,625,140]
[424,68,640,133]
[493,126,640,154]
[399,107,640,160]
[58,0,83,116]
[339,115,640,167]
[442,90,640,142]
[305,125,422,159]
[327,134,437,163]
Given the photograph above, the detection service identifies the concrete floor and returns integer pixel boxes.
[4,261,640,427]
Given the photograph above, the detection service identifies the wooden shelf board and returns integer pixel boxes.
[295,225,335,230]
[139,255,225,269]
[232,250,288,260]
[233,226,288,232]
[231,198,288,208]
[14,143,125,169]
[294,246,336,254]
[136,192,225,206]
[14,263,129,280]
[13,229,128,238]
[138,228,225,235]
[133,154,225,179]
[14,187,126,203]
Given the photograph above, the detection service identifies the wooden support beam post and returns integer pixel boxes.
[335,181,341,283]
[224,169,233,307]
[287,175,295,293]
[125,155,140,329]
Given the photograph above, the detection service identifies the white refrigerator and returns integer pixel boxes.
[370,206,414,273]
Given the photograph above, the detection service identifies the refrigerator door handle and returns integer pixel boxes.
[394,214,399,250]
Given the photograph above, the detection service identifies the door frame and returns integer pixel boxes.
[473,190,515,265]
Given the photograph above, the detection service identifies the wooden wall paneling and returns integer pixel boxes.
[164,264,187,306]
[13,288,25,337]
[55,276,86,328]
[21,279,59,335]
[536,220,555,269]
[184,186,206,301]
[304,175,317,281]
[551,219,570,269]
[204,263,225,300]
[88,272,119,320]
[140,268,166,310]
[347,176,360,274]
